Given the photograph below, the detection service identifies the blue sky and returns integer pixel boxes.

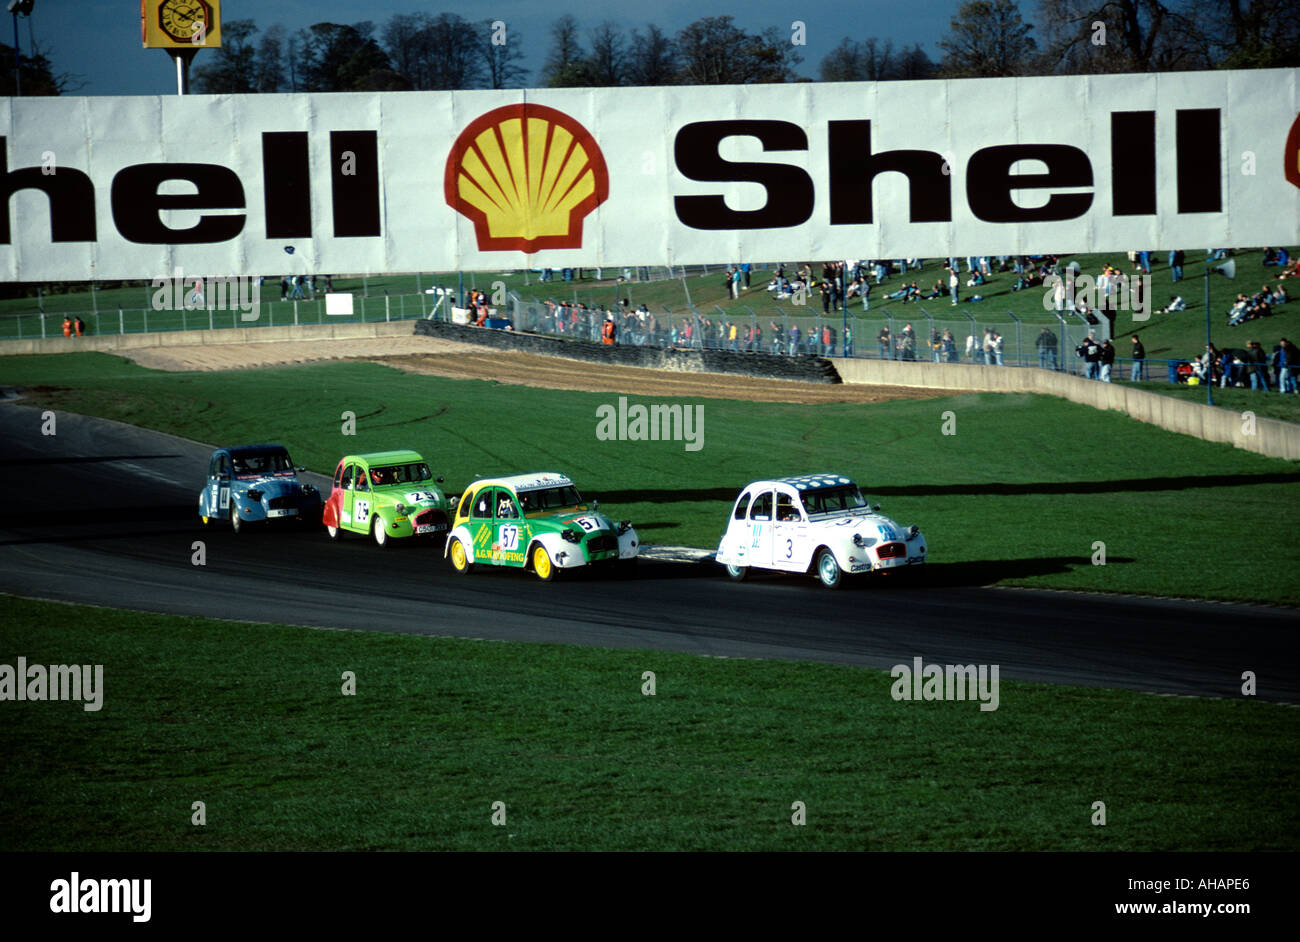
[22,0,962,96]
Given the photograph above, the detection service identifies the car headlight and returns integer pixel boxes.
[907,525,920,540]
[248,488,263,501]
[396,502,409,515]
[617,520,632,535]
[561,529,581,543]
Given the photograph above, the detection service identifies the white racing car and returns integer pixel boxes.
[714,474,926,589]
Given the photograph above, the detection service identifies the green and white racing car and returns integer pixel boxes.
[445,472,639,580]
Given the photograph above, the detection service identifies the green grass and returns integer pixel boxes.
[1,595,1293,851]
[4,353,1299,604]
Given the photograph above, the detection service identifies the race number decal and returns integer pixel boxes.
[498,524,520,551]
[405,491,437,503]
[355,500,370,524]
[751,523,763,548]
[219,487,229,510]
[786,538,793,559]
[574,516,603,532]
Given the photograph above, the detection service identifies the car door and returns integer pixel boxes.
[208,452,231,517]
[747,490,775,567]
[772,490,809,572]
[349,464,372,533]
[492,488,525,565]
[470,487,495,560]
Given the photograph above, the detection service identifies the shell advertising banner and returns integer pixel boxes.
[1,69,1297,280]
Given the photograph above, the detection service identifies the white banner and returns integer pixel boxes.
[2,69,1297,281]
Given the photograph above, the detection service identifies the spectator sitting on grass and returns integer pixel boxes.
[1269,283,1288,306]
[922,280,945,300]
[966,270,986,287]
[1160,295,1187,313]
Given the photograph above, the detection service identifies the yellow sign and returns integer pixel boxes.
[141,0,221,49]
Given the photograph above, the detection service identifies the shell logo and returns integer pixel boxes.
[444,104,610,253]
[1286,111,1300,192]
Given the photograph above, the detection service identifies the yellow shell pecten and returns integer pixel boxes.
[446,105,609,252]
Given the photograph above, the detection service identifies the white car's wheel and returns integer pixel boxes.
[725,562,748,582]
[325,523,340,541]
[815,548,843,589]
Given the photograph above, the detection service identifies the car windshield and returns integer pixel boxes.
[369,463,433,487]
[518,485,583,514]
[800,484,868,516]
[232,450,292,475]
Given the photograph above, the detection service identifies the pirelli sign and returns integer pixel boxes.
[1,69,1296,280]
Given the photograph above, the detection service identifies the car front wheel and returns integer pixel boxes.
[532,544,555,581]
[725,562,748,582]
[372,516,389,549]
[815,549,843,589]
[230,505,243,534]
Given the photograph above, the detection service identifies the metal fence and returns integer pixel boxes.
[501,292,1128,376]
[0,290,452,340]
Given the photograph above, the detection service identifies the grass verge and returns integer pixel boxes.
[1,595,1294,851]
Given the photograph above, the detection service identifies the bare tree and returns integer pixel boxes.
[543,14,593,86]
[938,0,1037,77]
[191,19,260,93]
[1034,0,1209,73]
[820,37,896,81]
[895,43,938,79]
[626,24,677,86]
[675,16,801,84]
[586,21,626,86]
[481,21,528,89]
[255,24,286,92]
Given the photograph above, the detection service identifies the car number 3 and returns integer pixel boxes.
[499,525,520,551]
[786,538,793,559]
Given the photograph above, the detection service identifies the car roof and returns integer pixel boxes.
[745,473,857,492]
[222,444,289,457]
[341,450,426,465]
[465,471,574,494]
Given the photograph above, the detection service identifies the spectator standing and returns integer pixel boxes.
[74,316,85,337]
[1036,328,1054,369]
[948,267,960,305]
[789,323,800,356]
[1077,332,1102,379]
[1169,249,1185,283]
[1246,341,1269,390]
[1100,339,1115,382]
[1130,336,1146,381]
[843,326,854,357]
[62,316,72,338]
[877,325,891,360]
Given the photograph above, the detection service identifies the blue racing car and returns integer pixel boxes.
[198,444,322,533]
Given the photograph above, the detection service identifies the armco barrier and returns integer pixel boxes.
[834,357,1300,461]
[0,319,417,357]
[413,319,842,384]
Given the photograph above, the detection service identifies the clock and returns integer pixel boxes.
[158,0,211,44]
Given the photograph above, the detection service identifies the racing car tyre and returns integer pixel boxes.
[325,523,340,541]
[725,562,748,582]
[372,515,390,549]
[531,544,555,582]
[815,548,843,589]
[230,505,243,534]
[449,538,473,574]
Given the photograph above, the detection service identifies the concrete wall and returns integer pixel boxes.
[0,319,416,357]
[835,358,1300,461]
[414,320,842,383]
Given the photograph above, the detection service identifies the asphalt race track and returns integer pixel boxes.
[1,401,1296,703]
